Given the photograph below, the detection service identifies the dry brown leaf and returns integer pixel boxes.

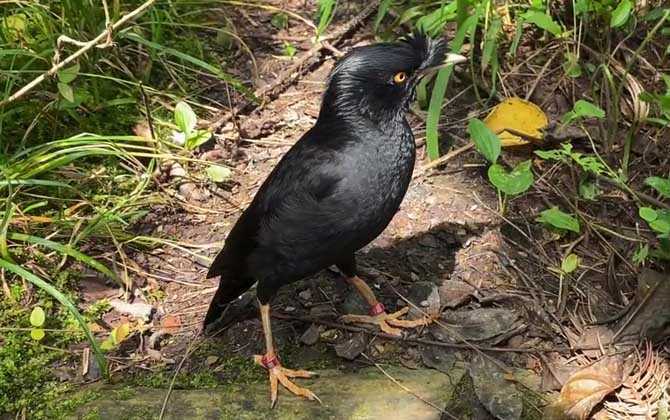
[438,280,475,308]
[545,355,624,420]
[161,314,181,332]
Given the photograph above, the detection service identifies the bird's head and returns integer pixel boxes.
[320,32,465,124]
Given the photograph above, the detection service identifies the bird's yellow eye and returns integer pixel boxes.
[393,72,407,84]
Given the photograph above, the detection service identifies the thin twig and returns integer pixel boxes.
[416,143,474,176]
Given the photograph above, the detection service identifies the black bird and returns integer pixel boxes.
[204,33,465,405]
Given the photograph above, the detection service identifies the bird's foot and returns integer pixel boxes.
[340,304,434,337]
[254,354,321,407]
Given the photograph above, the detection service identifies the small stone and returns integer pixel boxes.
[284,306,296,312]
[298,289,312,301]
[300,324,321,346]
[205,356,219,367]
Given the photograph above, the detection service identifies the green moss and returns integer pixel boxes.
[0,286,100,419]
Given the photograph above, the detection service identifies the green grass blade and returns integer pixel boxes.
[7,232,119,284]
[0,179,73,189]
[0,258,109,380]
[425,13,477,160]
[0,202,15,262]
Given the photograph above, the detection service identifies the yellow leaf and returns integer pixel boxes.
[111,323,130,345]
[484,97,549,147]
[30,328,45,341]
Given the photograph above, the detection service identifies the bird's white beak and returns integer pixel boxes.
[419,53,467,76]
[444,53,468,65]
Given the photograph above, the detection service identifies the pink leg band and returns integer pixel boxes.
[261,354,280,369]
[369,302,385,316]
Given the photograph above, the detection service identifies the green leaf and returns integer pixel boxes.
[374,0,393,31]
[573,99,606,118]
[535,149,568,162]
[645,176,670,198]
[316,0,337,38]
[468,118,501,163]
[563,52,582,78]
[633,244,649,265]
[100,337,115,351]
[174,101,197,135]
[610,0,633,28]
[30,328,45,341]
[487,160,534,195]
[562,100,605,123]
[57,82,74,102]
[579,178,600,200]
[0,258,108,379]
[282,41,297,57]
[57,63,80,84]
[561,253,580,274]
[206,165,232,183]
[639,206,658,222]
[30,306,45,327]
[184,129,211,150]
[522,10,562,36]
[270,13,289,29]
[651,219,670,234]
[537,207,581,233]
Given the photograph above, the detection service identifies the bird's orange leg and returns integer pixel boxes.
[254,302,321,407]
[340,276,434,336]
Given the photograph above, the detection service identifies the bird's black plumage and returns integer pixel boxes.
[204,33,447,327]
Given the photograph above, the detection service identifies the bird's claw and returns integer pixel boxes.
[254,355,321,407]
[340,306,434,337]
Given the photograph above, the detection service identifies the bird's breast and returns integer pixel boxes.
[346,126,415,239]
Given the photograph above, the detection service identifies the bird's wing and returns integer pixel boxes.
[205,126,360,308]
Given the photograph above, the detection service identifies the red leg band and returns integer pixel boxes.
[369,302,385,316]
[261,354,280,370]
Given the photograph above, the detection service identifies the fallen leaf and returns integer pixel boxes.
[109,299,154,321]
[438,280,475,308]
[565,325,614,358]
[334,332,368,360]
[205,356,219,367]
[111,323,131,345]
[469,354,523,420]
[545,355,624,420]
[483,97,549,147]
[431,308,520,344]
[161,315,181,333]
[616,269,670,342]
[421,346,456,374]
[540,358,581,391]
[406,281,440,319]
[300,323,321,346]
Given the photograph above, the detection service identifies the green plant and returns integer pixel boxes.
[173,101,211,150]
[468,118,534,202]
[316,0,337,39]
[537,207,581,234]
